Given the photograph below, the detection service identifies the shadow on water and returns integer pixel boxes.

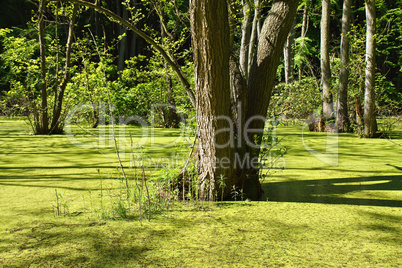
[261,174,402,207]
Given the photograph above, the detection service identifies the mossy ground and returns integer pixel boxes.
[0,117,401,267]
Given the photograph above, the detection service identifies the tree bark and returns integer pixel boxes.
[239,0,253,79]
[363,0,377,137]
[321,0,334,119]
[190,0,233,200]
[248,0,260,76]
[245,0,298,198]
[247,0,297,127]
[284,18,296,84]
[298,4,308,81]
[246,0,297,151]
[336,0,351,132]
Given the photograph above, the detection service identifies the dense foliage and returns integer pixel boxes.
[0,0,400,132]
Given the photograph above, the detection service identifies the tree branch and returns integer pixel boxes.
[53,0,196,107]
[150,0,174,40]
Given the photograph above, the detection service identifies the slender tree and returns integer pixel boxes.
[336,0,352,132]
[247,0,261,76]
[363,0,377,137]
[284,19,296,84]
[117,3,128,72]
[239,0,261,80]
[50,4,79,133]
[157,2,180,128]
[298,2,308,81]
[37,0,49,134]
[35,1,78,134]
[239,0,253,79]
[321,0,334,119]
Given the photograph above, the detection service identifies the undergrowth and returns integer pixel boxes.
[54,118,286,222]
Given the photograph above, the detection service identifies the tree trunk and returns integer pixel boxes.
[38,0,49,134]
[117,2,128,72]
[160,11,179,128]
[284,18,296,84]
[363,0,377,137]
[298,4,308,81]
[239,0,253,79]
[246,0,298,173]
[129,31,138,58]
[190,0,233,200]
[355,96,363,129]
[50,4,78,134]
[321,0,334,119]
[190,0,298,200]
[164,71,180,128]
[336,0,351,132]
[248,0,260,76]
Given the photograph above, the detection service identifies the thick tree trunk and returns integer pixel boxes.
[38,0,49,134]
[190,0,234,200]
[247,0,297,128]
[321,0,334,119]
[245,0,298,198]
[363,0,377,137]
[336,0,351,132]
[190,0,298,200]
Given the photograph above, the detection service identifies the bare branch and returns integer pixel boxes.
[149,0,175,40]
